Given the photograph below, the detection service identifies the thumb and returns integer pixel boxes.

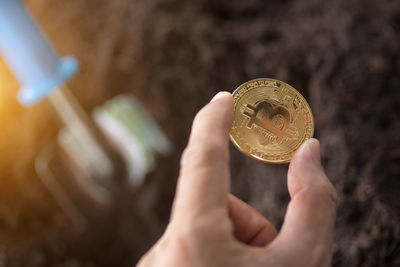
[266,139,338,266]
[287,138,337,203]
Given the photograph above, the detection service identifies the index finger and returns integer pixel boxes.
[171,92,234,223]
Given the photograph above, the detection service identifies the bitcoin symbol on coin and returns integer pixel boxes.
[230,78,314,164]
[242,101,298,144]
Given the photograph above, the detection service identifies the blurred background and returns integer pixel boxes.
[0,0,399,266]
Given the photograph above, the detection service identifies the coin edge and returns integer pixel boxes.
[229,78,314,164]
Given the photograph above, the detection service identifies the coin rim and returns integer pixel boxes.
[229,78,314,164]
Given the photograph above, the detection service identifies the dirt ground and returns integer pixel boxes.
[0,0,399,266]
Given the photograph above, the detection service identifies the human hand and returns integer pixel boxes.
[137,92,338,267]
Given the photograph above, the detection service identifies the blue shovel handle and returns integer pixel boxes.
[0,0,78,106]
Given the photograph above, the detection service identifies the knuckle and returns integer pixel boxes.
[314,182,339,208]
[326,184,338,207]
[180,142,227,169]
[180,145,208,169]
[189,218,215,234]
[295,181,338,212]
[185,214,232,239]
[180,146,194,167]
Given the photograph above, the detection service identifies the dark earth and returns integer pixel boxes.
[0,0,399,266]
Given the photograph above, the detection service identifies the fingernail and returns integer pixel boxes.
[211,91,230,102]
[296,138,321,166]
[305,138,321,165]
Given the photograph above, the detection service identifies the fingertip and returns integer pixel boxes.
[293,138,321,166]
[199,91,234,133]
[192,91,233,139]
[210,91,233,103]
[288,138,322,182]
[288,138,334,200]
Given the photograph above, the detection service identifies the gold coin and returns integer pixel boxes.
[230,78,314,164]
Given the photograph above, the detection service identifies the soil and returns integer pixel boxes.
[0,0,399,266]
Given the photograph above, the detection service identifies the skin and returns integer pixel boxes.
[137,92,338,267]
